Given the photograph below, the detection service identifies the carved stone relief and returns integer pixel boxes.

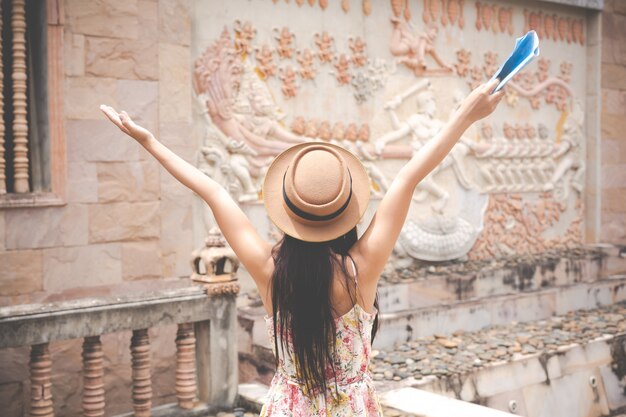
[192,0,589,261]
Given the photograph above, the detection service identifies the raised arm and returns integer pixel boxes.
[351,79,504,286]
[100,106,274,289]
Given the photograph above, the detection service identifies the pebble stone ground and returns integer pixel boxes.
[370,300,626,383]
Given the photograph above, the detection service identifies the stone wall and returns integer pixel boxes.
[0,0,196,415]
[601,0,626,243]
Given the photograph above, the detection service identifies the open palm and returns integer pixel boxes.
[100,105,153,144]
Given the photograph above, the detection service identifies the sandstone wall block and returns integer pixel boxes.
[117,80,159,122]
[65,0,140,40]
[43,243,122,291]
[65,76,118,120]
[122,240,164,280]
[158,43,191,123]
[63,32,84,77]
[66,161,99,203]
[158,0,191,46]
[85,37,158,81]
[0,250,43,296]
[88,201,160,243]
[66,119,144,163]
[5,205,88,250]
[97,160,160,203]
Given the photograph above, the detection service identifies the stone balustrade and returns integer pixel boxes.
[0,284,239,416]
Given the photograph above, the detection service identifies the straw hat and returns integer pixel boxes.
[262,142,371,242]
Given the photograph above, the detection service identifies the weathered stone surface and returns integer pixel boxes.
[65,0,139,39]
[64,32,84,76]
[66,119,143,162]
[85,37,158,80]
[43,243,122,291]
[158,43,191,123]
[97,160,160,203]
[602,12,626,40]
[158,0,191,45]
[65,76,118,120]
[0,382,23,417]
[158,122,196,162]
[5,205,88,249]
[138,0,158,42]
[160,196,193,278]
[601,164,626,188]
[601,112,626,139]
[66,161,99,203]
[0,211,5,251]
[601,64,626,90]
[602,88,626,115]
[601,212,626,243]
[602,187,626,210]
[117,80,159,122]
[0,250,43,296]
[88,201,160,243]
[122,240,163,280]
[615,0,626,14]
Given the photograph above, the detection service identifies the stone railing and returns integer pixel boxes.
[0,283,240,416]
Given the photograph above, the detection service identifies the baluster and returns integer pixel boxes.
[175,323,197,409]
[82,336,104,417]
[11,0,29,193]
[0,0,5,195]
[30,343,53,417]
[131,329,152,417]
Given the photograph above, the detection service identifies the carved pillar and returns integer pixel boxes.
[0,0,5,195]
[30,343,53,417]
[131,329,151,417]
[82,336,104,417]
[175,323,197,409]
[11,0,29,193]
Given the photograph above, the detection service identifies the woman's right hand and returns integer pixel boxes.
[456,78,505,125]
[100,105,154,145]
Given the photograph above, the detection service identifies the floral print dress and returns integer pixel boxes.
[260,301,383,417]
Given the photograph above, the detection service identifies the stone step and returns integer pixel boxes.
[378,249,605,312]
[375,275,626,349]
[239,275,626,353]
[237,382,517,417]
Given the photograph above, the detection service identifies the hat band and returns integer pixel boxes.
[282,170,353,222]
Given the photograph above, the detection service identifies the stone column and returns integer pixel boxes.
[131,329,152,417]
[30,343,53,417]
[0,0,5,195]
[82,336,105,417]
[175,323,197,409]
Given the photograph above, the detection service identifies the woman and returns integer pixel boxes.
[101,78,504,416]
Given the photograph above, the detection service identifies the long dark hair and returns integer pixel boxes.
[270,226,379,395]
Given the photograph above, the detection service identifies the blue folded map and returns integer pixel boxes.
[490,30,540,93]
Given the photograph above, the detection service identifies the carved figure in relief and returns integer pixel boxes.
[314,31,335,63]
[542,100,585,199]
[273,27,296,59]
[373,80,476,212]
[389,18,453,76]
[234,20,256,55]
[348,36,367,67]
[279,65,299,97]
[296,48,317,80]
[333,54,352,85]
[254,45,277,78]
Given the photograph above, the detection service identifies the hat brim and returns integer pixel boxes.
[262,142,371,243]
